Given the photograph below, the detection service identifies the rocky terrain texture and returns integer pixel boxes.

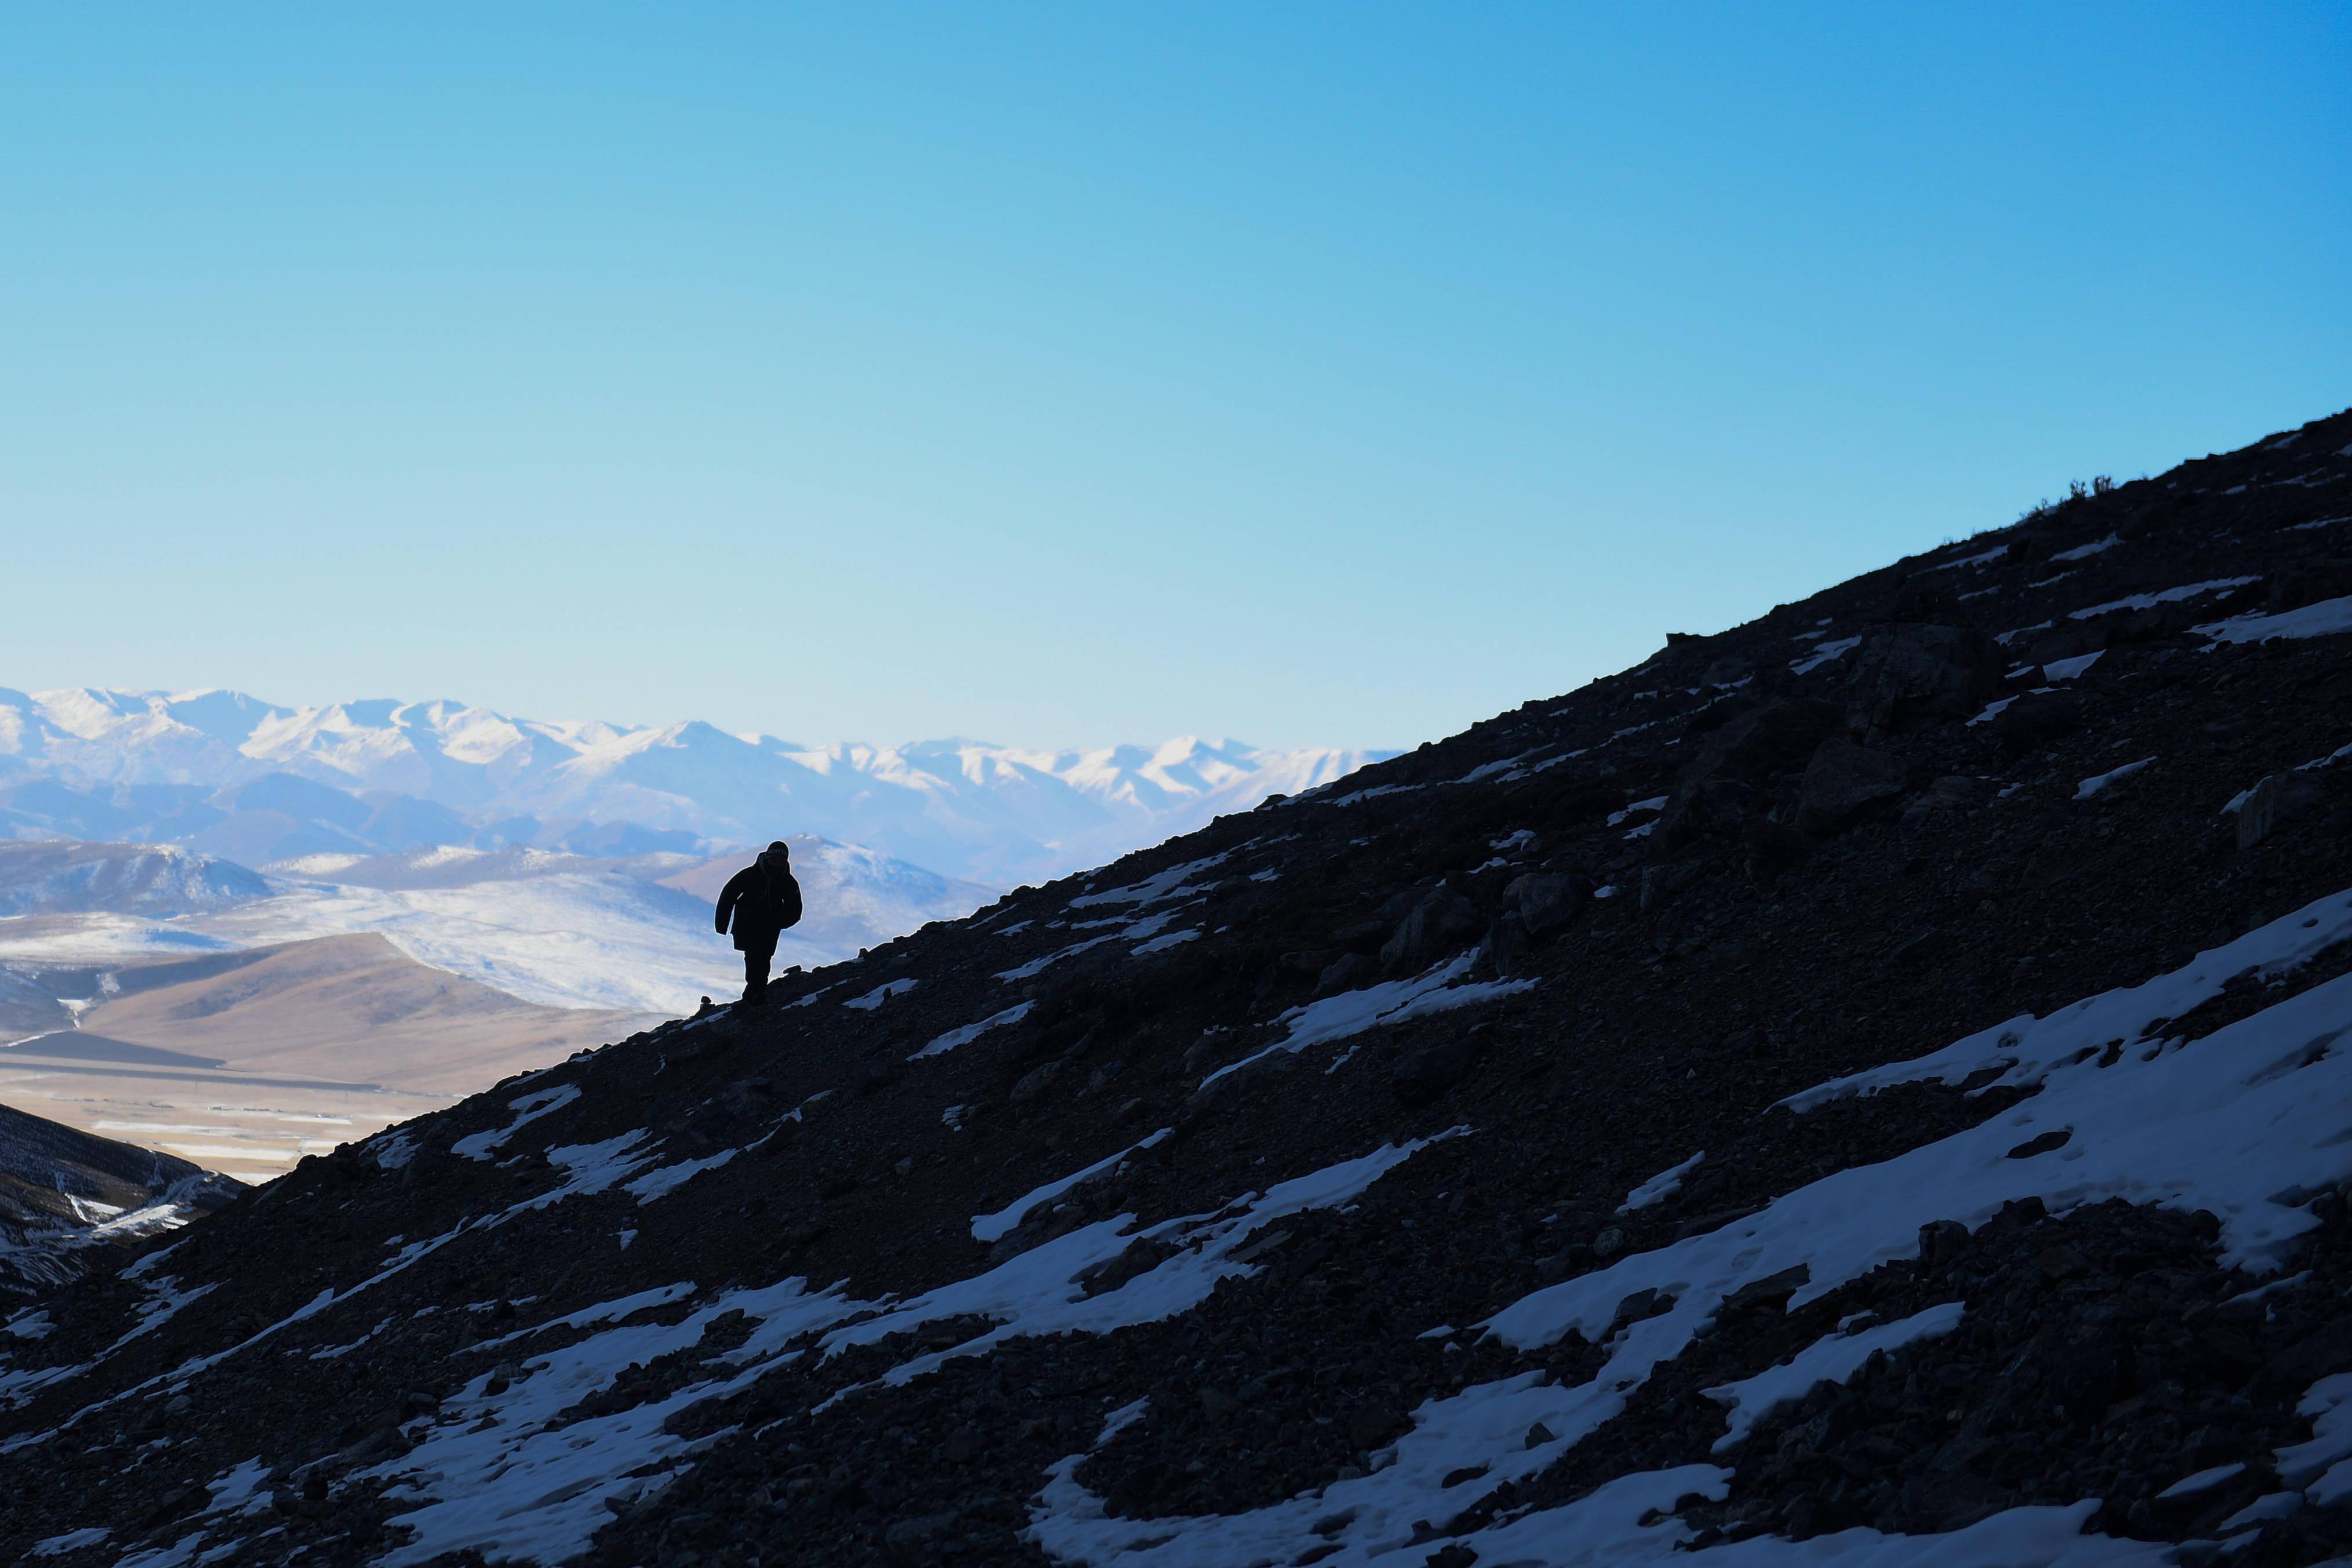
[0,1102,241,1300]
[5,410,2352,1566]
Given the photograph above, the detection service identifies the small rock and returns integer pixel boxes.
[1477,913,1531,977]
[1989,689,2086,754]
[2253,1318,2352,1395]
[1010,1061,1061,1103]
[1200,1387,1239,1421]
[1610,1288,1664,1329]
[1347,1403,1405,1451]
[1918,1220,1971,1272]
[1507,873,1590,939]
[1317,951,1381,995]
[2038,1242,2092,1280]
[1391,1041,1472,1105]
[2239,771,2326,850]
[1591,1227,1627,1260]
[884,1512,958,1554]
[1525,1421,1556,1449]
[1722,1264,1808,1312]
[1740,817,1814,879]
[1382,888,1485,973]
[1796,738,1911,835]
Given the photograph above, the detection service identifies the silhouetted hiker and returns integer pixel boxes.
[715,841,802,1005]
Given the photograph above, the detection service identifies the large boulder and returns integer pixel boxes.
[1989,689,2087,756]
[1846,623,2004,732]
[1506,871,1591,938]
[1795,738,1911,835]
[2238,771,2330,850]
[1657,700,1844,849]
[1685,698,1848,784]
[1380,886,1484,973]
[1391,1039,1472,1105]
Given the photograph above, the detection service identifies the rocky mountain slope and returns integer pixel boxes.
[5,410,2352,1566]
[0,694,1383,886]
[0,1102,239,1302]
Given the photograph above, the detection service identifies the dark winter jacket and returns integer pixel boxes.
[715,856,803,954]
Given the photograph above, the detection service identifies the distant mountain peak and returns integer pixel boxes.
[0,688,1390,885]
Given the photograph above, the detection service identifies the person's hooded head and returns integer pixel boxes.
[758,840,791,873]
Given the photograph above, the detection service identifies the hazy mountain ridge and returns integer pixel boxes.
[0,691,1386,886]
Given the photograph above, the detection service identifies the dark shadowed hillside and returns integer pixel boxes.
[6,411,2352,1566]
[0,1103,241,1303]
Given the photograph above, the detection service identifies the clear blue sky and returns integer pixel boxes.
[2,6,2343,750]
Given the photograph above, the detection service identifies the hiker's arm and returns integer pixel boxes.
[715,871,744,934]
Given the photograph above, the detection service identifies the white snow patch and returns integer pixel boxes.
[1618,1151,1703,1214]
[2199,595,2352,646]
[2043,650,2104,681]
[971,1130,1173,1244]
[1069,854,1227,909]
[500,1133,657,1217]
[1920,544,2009,572]
[369,1129,420,1171]
[827,1133,1463,1402]
[1199,954,1535,1090]
[1131,928,1199,956]
[2158,1461,2246,1499]
[2069,576,2260,620]
[1789,636,1861,676]
[452,1085,580,1161]
[1330,784,1421,807]
[2074,757,2155,801]
[624,1145,740,1205]
[373,1276,856,1567]
[1704,1302,1964,1452]
[1967,696,2019,727]
[30,1526,111,1556]
[995,935,1117,983]
[911,1002,1034,1060]
[2052,533,2121,561]
[2284,1372,2352,1506]
[844,978,917,1010]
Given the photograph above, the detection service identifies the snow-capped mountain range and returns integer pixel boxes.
[0,689,1384,887]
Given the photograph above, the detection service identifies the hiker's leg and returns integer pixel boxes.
[743,948,771,1002]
